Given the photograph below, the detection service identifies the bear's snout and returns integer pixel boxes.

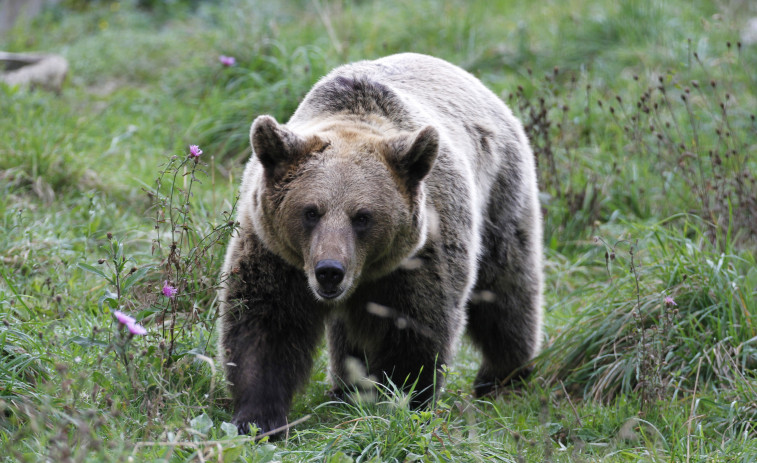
[314,259,345,298]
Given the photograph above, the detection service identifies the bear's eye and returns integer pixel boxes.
[352,210,372,232]
[303,207,320,226]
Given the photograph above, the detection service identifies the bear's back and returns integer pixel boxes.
[287,53,536,236]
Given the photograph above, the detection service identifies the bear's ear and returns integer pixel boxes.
[250,115,308,182]
[385,125,439,192]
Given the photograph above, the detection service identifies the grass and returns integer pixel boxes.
[1,0,756,461]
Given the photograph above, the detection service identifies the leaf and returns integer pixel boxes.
[326,452,355,463]
[77,263,110,282]
[67,336,108,349]
[221,421,238,438]
[222,446,244,461]
[91,371,112,390]
[121,266,153,293]
[190,413,213,435]
[546,422,564,436]
[253,443,277,462]
[576,426,603,442]
[98,290,119,312]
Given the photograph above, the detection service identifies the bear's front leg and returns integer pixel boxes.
[219,235,325,436]
[330,265,463,408]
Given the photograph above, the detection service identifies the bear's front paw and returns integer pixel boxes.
[233,411,287,439]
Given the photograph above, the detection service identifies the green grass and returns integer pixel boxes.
[1,0,756,461]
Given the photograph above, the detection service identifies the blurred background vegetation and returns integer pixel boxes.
[1,0,756,461]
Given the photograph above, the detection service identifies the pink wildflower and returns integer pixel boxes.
[114,310,147,336]
[189,144,203,158]
[127,323,147,336]
[664,296,677,307]
[162,281,178,298]
[114,310,136,326]
[219,55,236,67]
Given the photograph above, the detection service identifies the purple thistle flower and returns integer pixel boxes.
[219,55,236,67]
[162,281,178,298]
[127,323,147,336]
[664,296,677,307]
[189,145,203,158]
[114,310,136,326]
[114,310,147,336]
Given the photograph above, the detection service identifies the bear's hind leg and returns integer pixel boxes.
[326,316,368,401]
[328,313,446,407]
[467,212,542,397]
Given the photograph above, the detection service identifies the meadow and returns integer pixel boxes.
[1,0,756,461]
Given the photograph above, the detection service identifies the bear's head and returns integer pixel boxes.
[247,115,438,302]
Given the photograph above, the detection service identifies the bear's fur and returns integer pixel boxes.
[218,53,543,436]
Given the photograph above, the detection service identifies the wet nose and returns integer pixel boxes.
[315,259,345,293]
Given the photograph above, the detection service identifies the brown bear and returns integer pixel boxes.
[218,53,543,436]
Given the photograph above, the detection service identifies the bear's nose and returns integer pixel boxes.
[315,260,345,294]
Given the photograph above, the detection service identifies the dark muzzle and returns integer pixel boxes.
[314,259,345,298]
